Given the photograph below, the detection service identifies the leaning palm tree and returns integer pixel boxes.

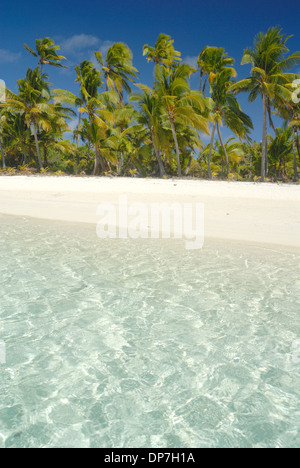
[94,43,138,105]
[24,37,67,73]
[208,68,253,178]
[230,27,300,181]
[154,64,209,177]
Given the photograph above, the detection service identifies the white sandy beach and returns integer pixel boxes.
[0,175,300,249]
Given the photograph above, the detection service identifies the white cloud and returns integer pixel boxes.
[0,49,21,63]
[61,34,100,55]
[183,56,198,68]
[60,35,114,69]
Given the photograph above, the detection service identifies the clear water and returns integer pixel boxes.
[0,215,299,448]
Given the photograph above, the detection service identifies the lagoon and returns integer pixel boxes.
[0,215,299,448]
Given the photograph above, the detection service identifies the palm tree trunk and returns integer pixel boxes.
[200,71,204,94]
[0,136,6,169]
[150,127,165,177]
[203,77,208,96]
[217,122,229,176]
[94,145,102,176]
[184,154,193,176]
[208,122,216,179]
[169,117,182,177]
[94,145,109,175]
[77,113,81,149]
[76,112,82,165]
[261,93,267,181]
[292,127,299,182]
[32,122,43,170]
[117,151,124,176]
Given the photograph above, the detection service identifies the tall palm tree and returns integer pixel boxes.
[94,43,138,105]
[24,37,67,73]
[207,68,253,178]
[143,33,182,67]
[75,60,119,174]
[3,68,54,169]
[230,27,300,181]
[154,64,209,176]
[130,87,166,177]
[109,104,138,175]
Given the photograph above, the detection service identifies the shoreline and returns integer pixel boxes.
[1,175,300,250]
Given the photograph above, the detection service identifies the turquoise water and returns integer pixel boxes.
[0,215,299,448]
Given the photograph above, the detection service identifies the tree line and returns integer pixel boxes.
[0,28,299,182]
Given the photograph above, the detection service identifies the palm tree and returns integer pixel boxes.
[207,68,253,178]
[52,88,85,162]
[130,87,166,177]
[275,84,300,181]
[109,104,138,175]
[176,126,204,176]
[215,138,246,176]
[3,68,54,170]
[1,111,32,165]
[154,64,209,176]
[24,38,67,73]
[197,46,236,95]
[268,126,294,179]
[143,33,182,67]
[230,27,300,181]
[39,103,76,166]
[94,43,138,105]
[75,60,119,174]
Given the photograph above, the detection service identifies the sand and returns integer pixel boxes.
[0,175,300,249]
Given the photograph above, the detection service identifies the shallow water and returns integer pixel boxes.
[0,216,299,448]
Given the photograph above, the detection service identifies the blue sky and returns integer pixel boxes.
[0,0,299,142]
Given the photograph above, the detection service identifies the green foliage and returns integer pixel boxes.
[0,30,299,181]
